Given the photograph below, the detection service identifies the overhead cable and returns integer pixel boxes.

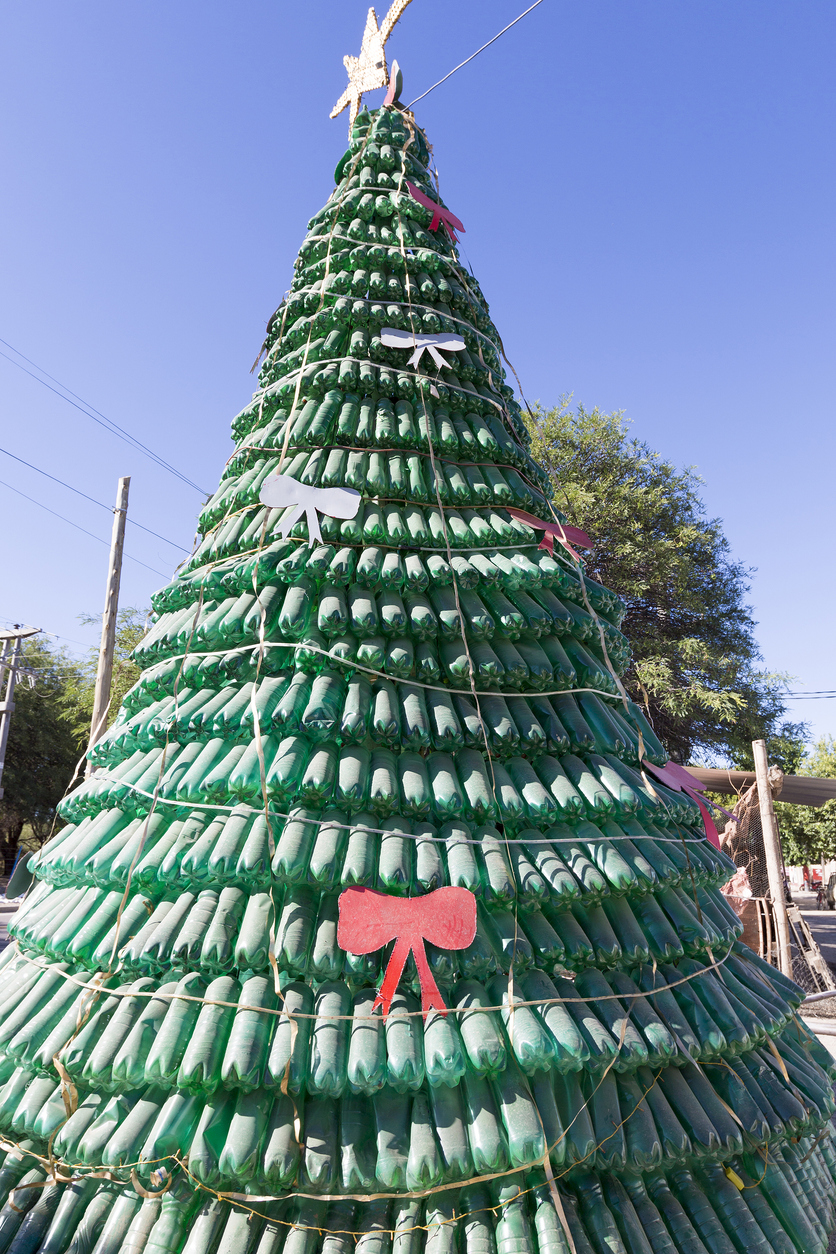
[0,338,210,496]
[0,478,167,578]
[0,446,189,552]
[406,0,546,107]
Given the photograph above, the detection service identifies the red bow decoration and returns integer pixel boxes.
[405,181,466,243]
[506,507,593,561]
[337,886,477,1017]
[642,759,738,851]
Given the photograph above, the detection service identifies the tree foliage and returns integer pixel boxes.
[0,607,147,874]
[526,400,805,767]
[776,737,836,865]
[0,637,86,870]
[62,607,147,744]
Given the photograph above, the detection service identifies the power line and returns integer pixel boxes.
[406,0,546,107]
[0,445,189,552]
[784,692,836,700]
[0,478,168,579]
[0,338,211,496]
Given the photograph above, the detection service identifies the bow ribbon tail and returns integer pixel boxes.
[407,345,425,367]
[429,209,442,232]
[427,344,448,369]
[684,787,722,851]
[411,935,448,1016]
[372,934,414,1019]
[304,505,323,545]
[536,530,584,562]
[278,502,304,539]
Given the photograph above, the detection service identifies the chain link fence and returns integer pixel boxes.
[721,781,836,1013]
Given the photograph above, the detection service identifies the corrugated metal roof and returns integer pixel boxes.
[685,766,836,807]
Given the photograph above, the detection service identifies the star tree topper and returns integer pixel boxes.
[330,1,414,132]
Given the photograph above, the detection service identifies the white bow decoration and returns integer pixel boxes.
[381,327,466,369]
[259,475,361,545]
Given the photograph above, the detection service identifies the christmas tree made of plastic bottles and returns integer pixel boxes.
[0,95,834,1254]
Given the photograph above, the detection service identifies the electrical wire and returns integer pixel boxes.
[0,445,190,552]
[406,0,546,107]
[0,338,211,496]
[0,478,168,578]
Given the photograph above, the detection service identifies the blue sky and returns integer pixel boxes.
[1,0,833,750]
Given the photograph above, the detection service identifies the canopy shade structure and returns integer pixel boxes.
[686,766,836,807]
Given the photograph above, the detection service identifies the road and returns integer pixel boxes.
[0,902,16,949]
[793,887,836,971]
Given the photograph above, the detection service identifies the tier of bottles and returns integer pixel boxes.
[97,683,650,777]
[155,542,625,643]
[0,1139,833,1254]
[137,580,630,688]
[0,950,830,1193]
[71,754,684,845]
[202,417,549,535]
[0,939,810,1096]
[14,865,743,987]
[42,793,732,896]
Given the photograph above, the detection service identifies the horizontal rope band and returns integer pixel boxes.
[131,637,621,702]
[12,939,738,1019]
[70,769,703,846]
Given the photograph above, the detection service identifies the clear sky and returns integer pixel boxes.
[2,1,833,748]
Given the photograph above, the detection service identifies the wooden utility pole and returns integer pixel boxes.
[86,477,130,771]
[753,738,792,977]
[0,626,41,800]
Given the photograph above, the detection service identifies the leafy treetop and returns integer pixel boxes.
[525,399,806,768]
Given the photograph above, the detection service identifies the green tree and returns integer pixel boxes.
[62,606,148,743]
[0,608,148,874]
[776,736,836,864]
[0,637,86,872]
[525,399,805,766]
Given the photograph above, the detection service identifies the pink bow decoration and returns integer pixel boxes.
[506,507,593,561]
[405,181,465,243]
[338,886,477,1017]
[642,759,738,851]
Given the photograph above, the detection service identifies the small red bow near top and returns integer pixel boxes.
[405,181,466,243]
[642,759,737,850]
[337,886,477,1017]
[506,507,593,562]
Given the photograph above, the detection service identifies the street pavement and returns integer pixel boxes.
[794,887,836,968]
[0,875,18,950]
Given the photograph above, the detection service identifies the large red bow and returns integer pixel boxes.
[405,181,466,243]
[642,759,738,850]
[337,886,477,1017]
[506,507,593,561]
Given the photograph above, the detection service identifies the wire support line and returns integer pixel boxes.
[0,339,211,496]
[0,478,168,578]
[406,0,546,107]
[0,445,190,553]
[784,692,836,699]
